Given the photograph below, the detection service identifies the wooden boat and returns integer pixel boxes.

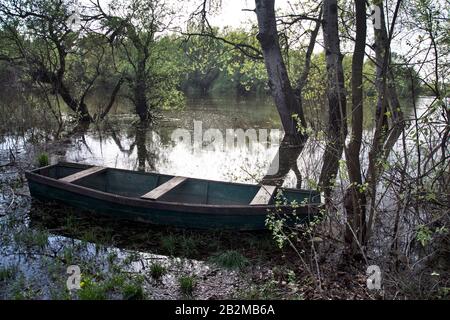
[25,162,321,231]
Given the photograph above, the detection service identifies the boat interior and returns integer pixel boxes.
[33,163,320,206]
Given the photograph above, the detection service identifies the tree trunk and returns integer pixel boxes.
[32,68,91,121]
[344,0,367,255]
[366,0,404,243]
[99,77,124,120]
[135,122,148,171]
[134,61,149,122]
[59,82,91,122]
[254,0,307,146]
[319,0,347,197]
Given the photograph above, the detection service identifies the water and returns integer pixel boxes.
[4,95,310,187]
[68,96,282,182]
[0,95,439,188]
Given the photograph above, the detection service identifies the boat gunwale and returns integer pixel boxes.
[25,162,321,215]
[51,161,322,194]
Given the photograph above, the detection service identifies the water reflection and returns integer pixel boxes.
[28,201,274,259]
[0,96,432,190]
[60,97,308,187]
[262,137,304,188]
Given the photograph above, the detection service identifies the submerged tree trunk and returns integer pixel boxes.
[319,0,347,197]
[344,0,367,255]
[59,82,92,122]
[99,77,124,120]
[254,0,307,147]
[32,68,92,121]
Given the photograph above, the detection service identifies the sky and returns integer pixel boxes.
[92,0,296,29]
[199,0,257,27]
[183,0,313,30]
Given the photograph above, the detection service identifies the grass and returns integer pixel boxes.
[13,229,48,249]
[180,235,199,256]
[236,280,280,300]
[107,251,118,265]
[102,274,127,291]
[286,269,297,283]
[10,177,24,189]
[37,153,49,167]
[78,279,108,300]
[11,274,36,300]
[160,233,199,257]
[122,281,145,300]
[0,193,288,300]
[209,250,249,270]
[49,287,71,300]
[77,272,146,300]
[62,247,75,265]
[178,275,196,296]
[161,234,177,256]
[80,228,102,244]
[78,285,107,300]
[0,265,18,281]
[150,262,167,279]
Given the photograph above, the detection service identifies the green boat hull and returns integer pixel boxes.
[26,162,321,231]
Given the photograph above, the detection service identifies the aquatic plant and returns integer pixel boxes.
[37,153,49,167]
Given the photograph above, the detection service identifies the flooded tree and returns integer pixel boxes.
[181,32,223,96]
[252,0,321,188]
[343,0,367,254]
[0,0,121,122]
[318,0,348,198]
[90,0,184,123]
[254,0,307,146]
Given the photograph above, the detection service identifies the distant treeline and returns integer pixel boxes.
[0,0,425,124]
[0,28,424,99]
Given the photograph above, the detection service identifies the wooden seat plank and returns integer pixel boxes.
[141,176,187,200]
[250,185,277,205]
[59,166,106,183]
